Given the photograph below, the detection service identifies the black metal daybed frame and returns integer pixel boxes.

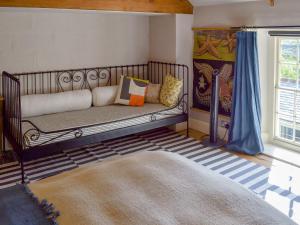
[2,61,189,183]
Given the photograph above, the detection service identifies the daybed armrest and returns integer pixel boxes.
[2,71,23,150]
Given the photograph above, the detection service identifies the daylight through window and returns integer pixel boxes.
[275,38,300,146]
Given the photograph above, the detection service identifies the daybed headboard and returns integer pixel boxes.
[6,62,188,98]
[12,64,149,95]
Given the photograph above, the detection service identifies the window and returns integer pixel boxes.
[275,38,300,146]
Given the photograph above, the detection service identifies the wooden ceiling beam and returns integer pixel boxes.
[0,0,193,14]
[267,0,275,6]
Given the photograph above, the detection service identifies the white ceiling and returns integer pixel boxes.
[189,0,262,6]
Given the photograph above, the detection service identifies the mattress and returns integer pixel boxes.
[29,151,296,225]
[22,104,183,148]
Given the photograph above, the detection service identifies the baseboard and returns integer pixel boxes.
[189,118,228,141]
[169,122,187,132]
[189,118,209,134]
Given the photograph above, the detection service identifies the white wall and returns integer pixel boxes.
[149,14,193,131]
[149,15,176,62]
[175,14,194,110]
[257,30,275,141]
[149,14,193,65]
[0,8,150,74]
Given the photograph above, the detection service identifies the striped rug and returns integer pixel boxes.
[0,128,299,224]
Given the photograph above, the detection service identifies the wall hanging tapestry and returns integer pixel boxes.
[193,29,237,116]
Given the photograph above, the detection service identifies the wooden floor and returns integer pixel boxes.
[179,128,288,168]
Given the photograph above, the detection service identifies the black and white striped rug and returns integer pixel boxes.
[0,128,299,224]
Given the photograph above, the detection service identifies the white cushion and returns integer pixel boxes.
[21,89,92,118]
[92,85,118,107]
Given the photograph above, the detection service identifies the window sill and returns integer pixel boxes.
[263,141,300,168]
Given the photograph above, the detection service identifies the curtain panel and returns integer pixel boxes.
[226,31,264,155]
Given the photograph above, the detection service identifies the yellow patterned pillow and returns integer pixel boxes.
[160,75,183,107]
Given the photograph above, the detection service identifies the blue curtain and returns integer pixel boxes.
[226,31,264,155]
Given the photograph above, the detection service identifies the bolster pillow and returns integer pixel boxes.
[21,89,92,117]
[92,85,118,107]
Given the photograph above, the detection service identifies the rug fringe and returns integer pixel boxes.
[22,184,60,225]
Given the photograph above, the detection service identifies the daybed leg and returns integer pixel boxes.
[186,119,189,138]
[20,159,25,184]
[2,136,6,154]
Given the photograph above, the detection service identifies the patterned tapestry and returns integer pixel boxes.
[193,29,237,116]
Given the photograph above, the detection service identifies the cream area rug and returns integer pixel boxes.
[29,151,296,225]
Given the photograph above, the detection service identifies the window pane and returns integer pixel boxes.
[296,92,300,119]
[278,89,295,115]
[297,125,300,141]
[280,39,298,63]
[278,114,294,140]
[278,113,294,123]
[279,64,298,89]
[296,93,300,143]
[298,71,300,90]
[296,128,300,143]
[280,125,294,140]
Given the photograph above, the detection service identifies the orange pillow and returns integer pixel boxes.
[115,76,149,106]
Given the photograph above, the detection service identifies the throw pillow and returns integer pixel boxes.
[145,83,161,104]
[21,89,92,118]
[160,75,183,107]
[92,85,118,107]
[115,75,149,106]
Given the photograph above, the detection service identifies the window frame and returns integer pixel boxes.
[273,36,300,150]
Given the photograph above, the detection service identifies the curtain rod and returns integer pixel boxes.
[231,25,300,29]
[192,25,300,31]
[192,27,237,31]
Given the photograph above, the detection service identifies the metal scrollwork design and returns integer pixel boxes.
[99,69,109,80]
[55,68,112,91]
[58,72,72,84]
[150,114,157,122]
[74,129,83,138]
[57,71,84,91]
[22,126,84,149]
[26,128,41,141]
[177,99,188,114]
[86,68,110,88]
[73,72,83,83]
[23,128,41,147]
[86,69,111,89]
[87,69,99,81]
[87,69,109,81]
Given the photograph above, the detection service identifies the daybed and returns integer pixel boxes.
[2,61,189,183]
